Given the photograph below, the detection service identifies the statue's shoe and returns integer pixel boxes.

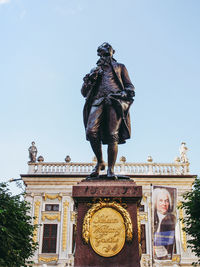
[90,162,106,177]
[107,168,117,180]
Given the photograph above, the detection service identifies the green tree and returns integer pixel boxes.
[0,183,38,267]
[179,177,200,266]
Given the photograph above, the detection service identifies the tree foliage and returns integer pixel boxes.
[180,177,200,266]
[0,183,38,267]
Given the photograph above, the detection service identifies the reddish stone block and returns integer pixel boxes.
[72,179,142,267]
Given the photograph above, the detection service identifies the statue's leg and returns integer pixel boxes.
[107,142,118,178]
[86,104,105,177]
[106,103,122,178]
[89,138,105,177]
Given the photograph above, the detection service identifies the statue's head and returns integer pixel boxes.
[97,42,115,58]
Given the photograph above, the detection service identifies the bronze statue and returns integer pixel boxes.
[28,141,37,162]
[81,43,135,179]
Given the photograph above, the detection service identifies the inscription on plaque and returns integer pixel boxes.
[84,186,140,196]
[90,207,126,257]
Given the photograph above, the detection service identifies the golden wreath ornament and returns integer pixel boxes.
[82,198,133,246]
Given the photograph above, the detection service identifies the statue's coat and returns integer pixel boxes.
[81,61,135,144]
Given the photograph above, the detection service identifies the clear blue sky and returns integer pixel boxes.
[0,0,199,193]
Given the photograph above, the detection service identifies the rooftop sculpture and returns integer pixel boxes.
[28,141,37,163]
[179,142,189,163]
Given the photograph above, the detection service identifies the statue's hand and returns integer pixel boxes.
[120,91,128,98]
[118,90,135,101]
[89,67,101,81]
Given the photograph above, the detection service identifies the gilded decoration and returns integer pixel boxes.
[33,200,40,242]
[90,207,126,257]
[39,256,58,262]
[43,193,62,201]
[142,255,151,267]
[172,255,181,263]
[70,211,77,222]
[142,195,147,202]
[139,212,148,222]
[42,212,61,221]
[82,199,132,257]
[62,200,69,251]
[137,207,141,243]
[179,202,187,251]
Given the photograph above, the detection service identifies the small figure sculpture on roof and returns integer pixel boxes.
[179,142,188,163]
[28,141,37,162]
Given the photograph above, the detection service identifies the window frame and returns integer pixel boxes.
[45,204,59,211]
[42,224,58,253]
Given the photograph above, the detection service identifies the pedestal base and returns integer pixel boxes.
[72,179,142,267]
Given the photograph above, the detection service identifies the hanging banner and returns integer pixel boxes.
[152,186,177,260]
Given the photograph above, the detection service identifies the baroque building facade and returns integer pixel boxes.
[21,152,197,267]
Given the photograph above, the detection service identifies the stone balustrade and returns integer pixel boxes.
[28,161,190,175]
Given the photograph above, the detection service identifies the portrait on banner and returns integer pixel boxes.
[152,186,177,260]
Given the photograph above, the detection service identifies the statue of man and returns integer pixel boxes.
[28,141,37,162]
[81,42,135,179]
[179,142,188,163]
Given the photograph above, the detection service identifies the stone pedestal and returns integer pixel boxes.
[72,179,142,267]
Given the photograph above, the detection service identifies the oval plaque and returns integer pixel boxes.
[90,207,126,257]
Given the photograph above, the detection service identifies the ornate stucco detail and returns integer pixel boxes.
[62,200,69,251]
[172,254,181,263]
[42,212,61,221]
[43,193,62,201]
[70,211,77,222]
[38,256,58,262]
[141,255,151,267]
[139,212,148,222]
[142,195,147,202]
[137,207,141,243]
[179,202,187,251]
[33,200,41,242]
[148,197,152,210]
